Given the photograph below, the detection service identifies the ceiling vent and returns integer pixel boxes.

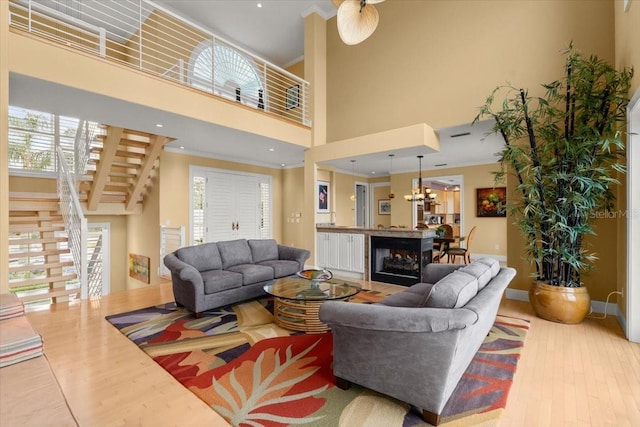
[450,132,471,138]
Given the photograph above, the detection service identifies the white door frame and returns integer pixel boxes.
[626,88,640,343]
[369,181,391,227]
[355,181,367,227]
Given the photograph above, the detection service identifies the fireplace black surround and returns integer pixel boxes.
[371,236,433,286]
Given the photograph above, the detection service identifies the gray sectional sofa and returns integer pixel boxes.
[164,239,310,315]
[319,258,516,425]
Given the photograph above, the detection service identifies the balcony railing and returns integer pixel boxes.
[9,0,311,127]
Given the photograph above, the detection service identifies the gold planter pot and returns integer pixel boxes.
[529,281,591,324]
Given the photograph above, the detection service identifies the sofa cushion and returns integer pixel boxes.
[425,271,479,309]
[201,269,243,294]
[176,242,222,272]
[248,239,279,263]
[379,291,424,307]
[218,239,253,269]
[475,257,500,278]
[227,264,274,285]
[258,260,300,278]
[458,262,493,290]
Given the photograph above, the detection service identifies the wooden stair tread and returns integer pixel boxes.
[90,147,147,159]
[9,248,70,259]
[9,261,75,273]
[9,215,63,223]
[9,274,78,288]
[9,192,59,201]
[18,288,79,302]
[9,201,61,212]
[8,237,68,245]
[9,224,65,233]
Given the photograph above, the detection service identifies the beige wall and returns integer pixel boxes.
[158,150,285,246]
[127,167,161,289]
[326,0,615,142]
[372,185,392,227]
[1,0,8,294]
[282,167,305,247]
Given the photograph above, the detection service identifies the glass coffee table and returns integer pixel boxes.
[263,274,361,333]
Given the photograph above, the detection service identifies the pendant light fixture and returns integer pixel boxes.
[388,154,395,199]
[350,159,356,201]
[404,155,425,202]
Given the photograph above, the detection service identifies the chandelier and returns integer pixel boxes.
[404,155,425,202]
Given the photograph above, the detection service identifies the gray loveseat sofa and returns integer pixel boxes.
[164,239,310,315]
[319,258,516,425]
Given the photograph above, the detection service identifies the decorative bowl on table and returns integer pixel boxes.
[296,268,333,281]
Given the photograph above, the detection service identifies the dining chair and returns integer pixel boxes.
[446,226,477,264]
[432,224,453,263]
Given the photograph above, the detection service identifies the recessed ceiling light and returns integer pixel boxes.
[155,123,163,128]
[281,163,286,167]
[269,148,275,152]
[179,146,184,150]
[257,3,262,8]
[371,171,376,174]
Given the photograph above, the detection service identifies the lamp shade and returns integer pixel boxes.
[337,0,379,45]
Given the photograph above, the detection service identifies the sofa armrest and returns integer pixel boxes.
[163,253,203,286]
[319,301,478,333]
[277,244,311,269]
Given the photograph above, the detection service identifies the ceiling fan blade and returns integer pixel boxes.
[337,0,379,45]
[333,0,385,9]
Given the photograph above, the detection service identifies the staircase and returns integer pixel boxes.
[7,125,173,304]
[8,193,79,304]
[79,126,173,214]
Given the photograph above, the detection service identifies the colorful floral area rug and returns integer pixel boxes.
[106,291,529,426]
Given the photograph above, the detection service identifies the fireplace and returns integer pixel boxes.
[370,236,433,286]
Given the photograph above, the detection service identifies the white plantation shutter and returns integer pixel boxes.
[160,226,185,277]
[259,181,271,239]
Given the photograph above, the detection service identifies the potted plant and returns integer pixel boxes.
[475,44,633,324]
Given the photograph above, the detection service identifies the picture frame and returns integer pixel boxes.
[476,187,507,217]
[317,181,330,213]
[129,253,150,283]
[286,84,299,110]
[378,199,391,215]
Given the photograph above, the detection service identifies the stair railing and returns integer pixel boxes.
[8,0,310,126]
[57,146,88,300]
[73,119,100,187]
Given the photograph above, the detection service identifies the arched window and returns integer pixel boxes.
[189,41,265,109]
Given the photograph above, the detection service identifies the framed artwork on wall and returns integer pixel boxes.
[378,199,391,215]
[317,181,330,213]
[286,84,299,110]
[476,187,507,217]
[129,253,150,283]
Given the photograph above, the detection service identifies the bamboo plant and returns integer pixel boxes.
[475,44,633,287]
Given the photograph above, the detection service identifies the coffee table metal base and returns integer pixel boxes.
[273,298,331,333]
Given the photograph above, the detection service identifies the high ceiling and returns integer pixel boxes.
[10,0,505,176]
[155,0,337,67]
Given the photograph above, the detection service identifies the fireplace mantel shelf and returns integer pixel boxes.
[316,226,435,239]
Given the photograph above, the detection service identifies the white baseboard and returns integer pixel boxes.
[505,288,621,316]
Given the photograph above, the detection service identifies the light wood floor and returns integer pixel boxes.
[3,280,640,427]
